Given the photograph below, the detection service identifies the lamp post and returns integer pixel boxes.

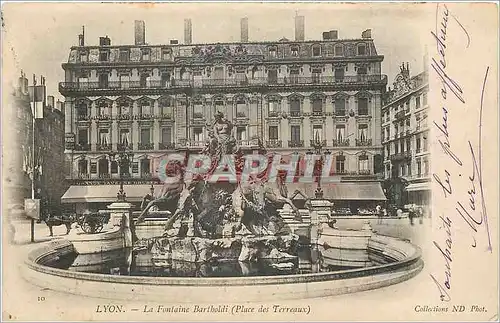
[108,151,134,202]
[307,132,331,199]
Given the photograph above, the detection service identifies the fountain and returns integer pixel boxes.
[21,112,424,302]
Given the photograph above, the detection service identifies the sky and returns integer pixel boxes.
[2,2,432,101]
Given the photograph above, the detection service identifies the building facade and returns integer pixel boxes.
[381,64,430,210]
[60,19,387,212]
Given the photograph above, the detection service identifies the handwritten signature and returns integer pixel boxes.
[429,3,492,303]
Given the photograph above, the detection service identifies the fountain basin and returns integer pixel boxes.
[22,233,423,302]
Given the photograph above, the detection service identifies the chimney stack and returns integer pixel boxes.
[361,29,372,39]
[294,14,305,41]
[184,19,192,45]
[241,17,249,42]
[135,20,146,45]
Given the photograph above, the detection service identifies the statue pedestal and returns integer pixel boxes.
[279,205,311,243]
[307,199,334,245]
[107,202,133,248]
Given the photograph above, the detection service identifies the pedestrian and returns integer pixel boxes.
[376,204,382,224]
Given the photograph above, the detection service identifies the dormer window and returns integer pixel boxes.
[119,49,130,62]
[290,45,299,57]
[269,46,277,58]
[334,44,344,56]
[162,48,172,61]
[357,44,367,56]
[99,50,109,62]
[141,49,151,61]
[79,51,88,63]
[312,44,321,57]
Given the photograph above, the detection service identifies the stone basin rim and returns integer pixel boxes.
[25,235,423,287]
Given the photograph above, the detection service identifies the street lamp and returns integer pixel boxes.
[307,132,331,199]
[108,151,134,202]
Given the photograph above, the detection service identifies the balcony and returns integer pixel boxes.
[332,139,350,147]
[77,173,90,179]
[159,113,173,120]
[288,140,304,148]
[97,143,112,151]
[159,142,175,150]
[117,143,133,151]
[390,151,412,162]
[289,111,302,117]
[355,138,372,147]
[193,112,204,119]
[311,111,324,117]
[77,115,90,121]
[74,143,90,151]
[266,139,282,148]
[138,143,154,150]
[95,114,111,121]
[310,140,327,147]
[268,111,281,118]
[59,74,388,94]
[98,173,111,179]
[117,114,132,121]
[136,114,153,120]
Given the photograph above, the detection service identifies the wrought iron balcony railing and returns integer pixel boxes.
[310,140,327,147]
[266,139,282,148]
[268,111,281,118]
[159,142,176,150]
[288,140,304,148]
[117,114,132,121]
[390,151,412,161]
[75,143,90,151]
[332,139,350,147]
[95,114,111,121]
[59,75,388,93]
[77,115,90,121]
[355,139,373,147]
[159,113,173,120]
[117,143,133,151]
[138,143,154,150]
[97,143,112,151]
[289,111,302,117]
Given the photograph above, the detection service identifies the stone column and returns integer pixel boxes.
[308,199,333,244]
[107,201,133,248]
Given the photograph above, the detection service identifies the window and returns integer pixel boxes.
[336,156,345,173]
[215,100,225,116]
[423,135,428,151]
[289,70,299,84]
[291,45,299,57]
[400,140,405,153]
[193,127,204,143]
[357,44,366,55]
[423,93,428,106]
[357,67,367,75]
[386,146,391,157]
[334,45,343,56]
[405,100,410,111]
[161,73,171,87]
[77,103,88,118]
[193,103,203,118]
[140,101,152,116]
[312,98,322,113]
[141,159,151,176]
[401,164,406,176]
[424,159,429,175]
[268,100,280,115]
[161,127,172,145]
[416,136,421,152]
[269,46,277,58]
[98,158,109,176]
[141,49,151,61]
[394,141,399,154]
[358,124,368,141]
[358,155,369,172]
[78,129,88,145]
[290,125,301,142]
[269,126,279,140]
[162,49,172,61]
[268,69,278,84]
[236,127,247,141]
[336,125,345,141]
[335,98,346,115]
[406,138,411,152]
[416,96,421,109]
[99,50,109,61]
[311,68,321,83]
[119,102,130,116]
[119,74,130,89]
[111,161,118,174]
[140,128,151,145]
[80,52,88,63]
[417,159,422,176]
[120,129,131,145]
[140,74,150,88]
[358,98,369,115]
[408,163,412,176]
[99,129,110,146]
[290,98,301,115]
[78,159,88,174]
[312,45,321,57]
[160,98,172,116]
[98,102,110,116]
[131,162,138,174]
[119,49,129,62]
[312,125,322,141]
[334,68,344,81]
[236,99,247,118]
[98,73,108,88]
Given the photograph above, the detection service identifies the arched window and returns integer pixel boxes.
[358,154,369,173]
[77,102,89,120]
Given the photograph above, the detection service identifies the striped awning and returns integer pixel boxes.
[406,182,431,192]
[61,185,163,204]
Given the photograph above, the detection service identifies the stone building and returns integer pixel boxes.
[381,63,430,210]
[60,18,387,213]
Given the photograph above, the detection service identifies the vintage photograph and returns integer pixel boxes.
[1,2,498,322]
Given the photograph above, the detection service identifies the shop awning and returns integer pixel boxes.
[406,182,431,192]
[61,185,163,204]
[270,182,387,201]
